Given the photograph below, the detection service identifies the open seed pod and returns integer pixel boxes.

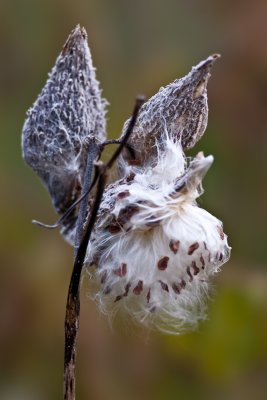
[119,54,220,172]
[22,25,107,239]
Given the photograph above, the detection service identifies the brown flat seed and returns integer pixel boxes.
[169,239,180,254]
[172,283,181,294]
[146,288,151,303]
[113,263,127,277]
[103,286,111,295]
[172,279,186,294]
[187,266,193,282]
[100,270,107,284]
[188,242,199,255]
[200,255,205,269]
[180,279,186,289]
[159,280,169,292]
[133,280,143,295]
[117,190,130,199]
[126,172,136,182]
[124,282,131,297]
[128,159,141,166]
[108,223,121,234]
[117,205,139,225]
[217,225,225,240]
[114,295,123,302]
[146,218,160,227]
[191,261,200,275]
[157,256,169,270]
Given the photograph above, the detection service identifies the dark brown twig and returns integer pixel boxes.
[101,140,136,162]
[63,95,145,400]
[74,142,99,255]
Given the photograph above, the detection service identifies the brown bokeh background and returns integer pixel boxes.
[1,0,267,399]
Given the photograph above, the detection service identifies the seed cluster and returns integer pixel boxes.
[87,141,230,333]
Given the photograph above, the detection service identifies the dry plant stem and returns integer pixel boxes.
[74,141,99,255]
[64,163,106,400]
[63,96,145,400]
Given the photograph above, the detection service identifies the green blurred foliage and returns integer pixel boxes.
[1,0,267,399]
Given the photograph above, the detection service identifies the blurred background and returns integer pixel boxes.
[1,0,267,399]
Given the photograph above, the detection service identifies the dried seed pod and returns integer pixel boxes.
[22,25,107,238]
[119,54,220,170]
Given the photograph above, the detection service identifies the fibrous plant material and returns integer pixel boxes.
[88,140,230,333]
[22,24,231,399]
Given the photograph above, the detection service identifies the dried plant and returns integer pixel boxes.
[22,26,107,246]
[22,25,231,400]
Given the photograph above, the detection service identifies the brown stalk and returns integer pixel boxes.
[63,96,145,400]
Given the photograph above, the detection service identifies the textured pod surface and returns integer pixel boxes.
[119,54,219,171]
[22,25,106,237]
[87,140,231,333]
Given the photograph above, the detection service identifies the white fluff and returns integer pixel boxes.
[86,140,231,334]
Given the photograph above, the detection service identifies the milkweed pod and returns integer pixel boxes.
[119,54,220,171]
[22,25,107,237]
